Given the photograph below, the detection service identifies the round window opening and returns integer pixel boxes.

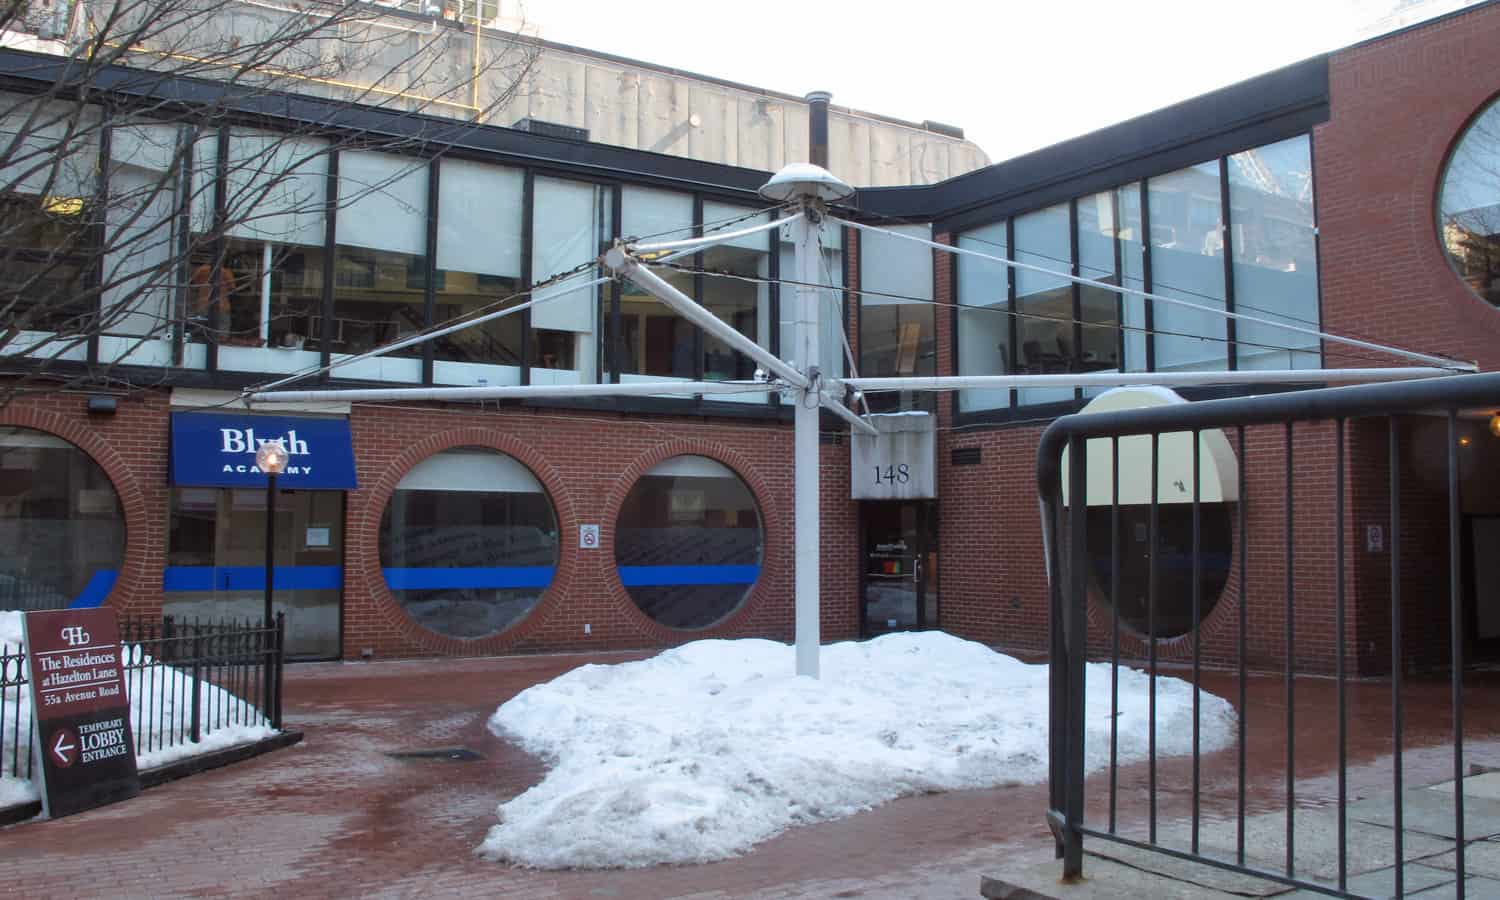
[615,455,763,629]
[379,447,558,639]
[0,427,125,611]
[1440,96,1500,308]
[1068,391,1239,639]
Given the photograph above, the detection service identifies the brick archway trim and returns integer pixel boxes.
[598,439,786,645]
[351,427,579,655]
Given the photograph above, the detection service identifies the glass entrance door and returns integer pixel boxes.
[861,501,938,636]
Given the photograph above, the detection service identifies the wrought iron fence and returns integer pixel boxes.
[2,614,284,804]
[1037,372,1500,899]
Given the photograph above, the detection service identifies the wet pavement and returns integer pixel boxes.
[0,653,1497,898]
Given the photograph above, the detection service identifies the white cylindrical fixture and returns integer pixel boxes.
[791,209,821,679]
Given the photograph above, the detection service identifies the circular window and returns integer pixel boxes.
[379,448,558,639]
[0,427,124,611]
[1067,390,1238,640]
[1440,97,1500,307]
[615,455,762,629]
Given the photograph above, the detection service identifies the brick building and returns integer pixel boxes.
[4,3,1500,672]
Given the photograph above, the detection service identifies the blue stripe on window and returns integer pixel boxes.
[618,565,759,587]
[68,570,118,608]
[163,565,343,592]
[381,567,556,590]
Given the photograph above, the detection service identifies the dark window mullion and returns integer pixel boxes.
[692,194,705,400]
[171,126,193,368]
[206,126,229,374]
[1140,180,1155,373]
[421,157,438,385]
[1219,157,1237,370]
[88,112,111,366]
[1112,189,1125,372]
[608,185,622,384]
[318,150,339,380]
[520,169,534,386]
[1069,199,1082,402]
[1006,217,1017,411]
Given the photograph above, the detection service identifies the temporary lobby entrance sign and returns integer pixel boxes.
[23,609,141,818]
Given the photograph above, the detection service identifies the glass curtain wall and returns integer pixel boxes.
[859,223,935,412]
[532,177,611,385]
[327,150,428,383]
[1227,136,1319,369]
[956,221,1009,413]
[952,139,1321,420]
[432,158,524,385]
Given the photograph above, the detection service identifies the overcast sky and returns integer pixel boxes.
[523,0,1469,164]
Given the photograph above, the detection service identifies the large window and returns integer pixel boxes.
[432,158,525,385]
[326,150,428,382]
[1228,136,1319,369]
[0,428,123,611]
[532,177,612,385]
[189,130,330,374]
[860,223,935,411]
[701,201,771,396]
[1013,203,1074,406]
[615,455,761,629]
[778,219,846,380]
[0,96,100,348]
[1441,98,1500,308]
[1148,163,1228,372]
[620,186,696,381]
[1077,191,1123,395]
[956,221,1009,413]
[380,449,558,639]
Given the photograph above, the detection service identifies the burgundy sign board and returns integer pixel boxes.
[23,609,140,818]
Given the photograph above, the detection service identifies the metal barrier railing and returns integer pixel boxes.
[2,614,284,802]
[1037,372,1500,899]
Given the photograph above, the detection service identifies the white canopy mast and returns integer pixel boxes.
[246,162,1473,680]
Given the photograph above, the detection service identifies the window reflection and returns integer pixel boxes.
[1014,203,1074,405]
[1228,136,1319,369]
[860,223,935,412]
[433,158,524,381]
[1149,163,1227,372]
[1441,99,1500,308]
[956,221,1010,413]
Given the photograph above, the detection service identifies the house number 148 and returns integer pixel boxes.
[873,464,911,485]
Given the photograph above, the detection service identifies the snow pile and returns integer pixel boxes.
[0,611,276,811]
[479,632,1236,869]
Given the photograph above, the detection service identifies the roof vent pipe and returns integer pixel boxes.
[805,91,831,169]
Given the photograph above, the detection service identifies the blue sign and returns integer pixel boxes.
[170,412,358,489]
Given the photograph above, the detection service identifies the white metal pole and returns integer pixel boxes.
[791,207,821,679]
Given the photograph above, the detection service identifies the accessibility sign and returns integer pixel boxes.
[23,609,140,818]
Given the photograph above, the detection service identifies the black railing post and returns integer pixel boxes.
[1061,433,1088,882]
[189,620,203,744]
[273,612,285,731]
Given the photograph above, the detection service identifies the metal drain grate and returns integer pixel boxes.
[384,747,485,762]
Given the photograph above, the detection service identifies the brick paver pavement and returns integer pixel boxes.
[5,653,1500,899]
[0,652,1044,899]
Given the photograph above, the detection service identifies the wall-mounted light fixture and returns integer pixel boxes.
[86,395,117,415]
[1489,412,1500,438]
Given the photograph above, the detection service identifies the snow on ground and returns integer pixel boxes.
[479,632,1236,869]
[0,611,276,811]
